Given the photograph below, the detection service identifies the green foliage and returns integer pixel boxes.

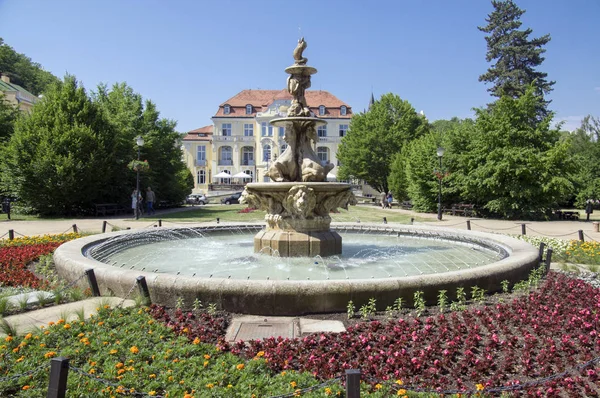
[393,297,404,312]
[478,0,554,113]
[0,38,60,96]
[176,297,184,310]
[347,300,355,319]
[0,95,20,144]
[359,298,377,319]
[413,291,426,317]
[470,286,486,304]
[337,93,429,193]
[454,86,575,219]
[570,116,600,207]
[450,287,467,311]
[207,302,217,316]
[192,297,203,311]
[501,280,510,293]
[437,290,448,312]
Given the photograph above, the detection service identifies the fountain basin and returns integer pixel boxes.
[53,223,540,315]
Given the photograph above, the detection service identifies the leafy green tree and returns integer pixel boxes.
[479,0,554,113]
[337,93,429,193]
[0,95,19,143]
[0,75,118,215]
[0,38,59,95]
[456,86,575,219]
[569,116,600,206]
[94,83,192,207]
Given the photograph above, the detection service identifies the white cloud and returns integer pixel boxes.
[552,115,584,132]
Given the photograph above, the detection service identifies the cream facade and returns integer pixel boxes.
[183,89,352,194]
[0,75,38,113]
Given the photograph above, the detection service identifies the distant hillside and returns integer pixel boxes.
[0,38,60,95]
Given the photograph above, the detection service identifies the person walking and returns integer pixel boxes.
[131,189,142,218]
[380,191,387,209]
[386,191,393,209]
[146,187,156,215]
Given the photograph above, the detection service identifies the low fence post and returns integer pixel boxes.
[383,217,387,224]
[410,217,414,225]
[545,248,553,273]
[521,223,526,235]
[466,220,471,230]
[346,369,361,398]
[538,242,546,264]
[85,269,101,297]
[47,356,70,398]
[158,219,162,227]
[102,220,108,233]
[8,229,14,240]
[578,230,584,242]
[72,224,78,233]
[136,276,151,305]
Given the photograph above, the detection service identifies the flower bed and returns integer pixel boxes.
[154,272,600,396]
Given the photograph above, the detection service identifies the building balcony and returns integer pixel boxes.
[317,136,342,143]
[237,136,255,142]
[219,160,233,166]
[195,159,207,166]
[214,136,235,142]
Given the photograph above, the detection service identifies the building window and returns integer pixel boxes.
[263,144,271,162]
[224,105,231,115]
[279,126,285,137]
[244,123,254,136]
[244,170,253,181]
[267,125,273,136]
[341,105,347,116]
[317,147,329,163]
[222,123,232,136]
[317,125,327,137]
[219,169,231,182]
[242,146,254,165]
[197,146,206,161]
[339,124,348,137]
[197,169,206,184]
[246,104,252,115]
[319,105,325,116]
[261,122,267,136]
[280,143,288,154]
[220,146,232,165]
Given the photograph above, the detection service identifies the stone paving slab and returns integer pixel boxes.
[0,297,136,337]
[225,315,345,342]
[6,291,54,308]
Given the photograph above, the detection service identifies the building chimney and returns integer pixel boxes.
[0,75,10,83]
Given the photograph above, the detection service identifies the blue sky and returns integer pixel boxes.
[0,0,598,132]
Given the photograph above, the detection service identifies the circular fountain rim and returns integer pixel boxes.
[53,222,540,315]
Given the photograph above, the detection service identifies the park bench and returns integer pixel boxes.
[400,201,413,210]
[444,203,476,217]
[555,210,580,220]
[94,203,128,217]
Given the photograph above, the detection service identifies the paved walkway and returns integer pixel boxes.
[1,205,598,241]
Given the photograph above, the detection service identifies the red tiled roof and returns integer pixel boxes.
[183,125,213,141]
[214,89,352,118]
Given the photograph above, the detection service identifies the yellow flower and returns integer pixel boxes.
[476,383,485,391]
[97,321,104,326]
[204,354,211,359]
[227,384,232,388]
[206,383,214,389]
[116,362,124,369]
[397,389,407,396]
[149,374,156,379]
[130,346,139,354]
[63,324,71,329]
[375,383,382,389]
[89,368,96,374]
[325,387,332,395]
[395,379,403,385]
[192,337,200,345]
[148,391,156,396]
[44,351,56,359]
[290,381,297,388]
[236,363,245,370]
[4,336,12,342]
[24,333,32,340]
[256,351,265,357]
[16,356,24,363]
[110,349,118,354]
[22,385,30,390]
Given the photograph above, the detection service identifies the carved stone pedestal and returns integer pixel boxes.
[254,229,342,257]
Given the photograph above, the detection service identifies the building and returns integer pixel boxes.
[182,89,352,193]
[0,75,38,113]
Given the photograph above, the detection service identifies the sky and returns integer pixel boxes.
[0,0,598,133]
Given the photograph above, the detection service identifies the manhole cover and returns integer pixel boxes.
[233,322,294,341]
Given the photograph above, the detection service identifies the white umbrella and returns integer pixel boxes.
[326,173,337,181]
[214,171,231,179]
[232,171,252,179]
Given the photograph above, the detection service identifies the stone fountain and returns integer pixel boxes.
[241,38,356,257]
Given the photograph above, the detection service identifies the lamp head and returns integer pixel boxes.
[136,136,145,147]
[436,147,445,158]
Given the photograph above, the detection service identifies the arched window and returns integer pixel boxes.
[220,146,232,165]
[242,146,254,165]
[243,170,253,181]
[280,143,288,154]
[319,105,325,116]
[263,144,271,162]
[340,105,347,116]
[317,147,329,164]
[246,104,253,115]
[224,104,231,115]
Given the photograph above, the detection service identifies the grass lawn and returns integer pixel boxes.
[156,204,423,224]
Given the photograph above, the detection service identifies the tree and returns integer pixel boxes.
[0,75,118,215]
[337,93,429,193]
[568,116,600,206]
[0,95,19,143]
[0,38,59,96]
[456,86,575,219]
[479,0,554,112]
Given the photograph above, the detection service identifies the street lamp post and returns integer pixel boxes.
[437,147,445,221]
[135,135,145,220]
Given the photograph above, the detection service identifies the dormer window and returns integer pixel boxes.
[340,105,347,116]
[246,104,253,115]
[224,104,231,115]
[319,105,325,116]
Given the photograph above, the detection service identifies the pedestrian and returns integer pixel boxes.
[146,187,156,215]
[387,191,393,209]
[131,189,142,217]
[380,191,387,209]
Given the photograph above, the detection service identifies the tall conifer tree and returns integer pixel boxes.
[479,0,554,113]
